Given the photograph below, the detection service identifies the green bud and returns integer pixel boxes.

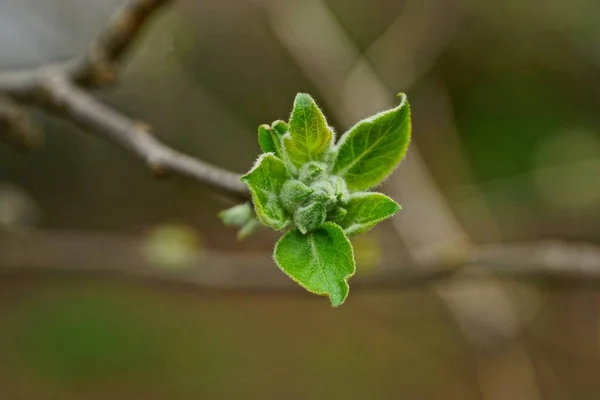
[280,179,314,213]
[294,201,327,234]
[323,146,337,166]
[299,161,327,183]
[218,202,253,227]
[329,175,350,203]
[327,206,347,223]
[310,180,337,211]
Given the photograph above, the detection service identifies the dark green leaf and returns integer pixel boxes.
[333,94,411,190]
[274,222,355,307]
[271,120,288,136]
[258,123,286,158]
[339,192,401,236]
[258,124,277,154]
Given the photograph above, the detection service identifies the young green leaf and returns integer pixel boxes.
[339,192,401,237]
[333,94,411,191]
[258,122,287,158]
[241,154,290,230]
[218,202,253,228]
[283,93,333,168]
[271,120,288,136]
[237,218,262,240]
[258,124,277,154]
[274,222,355,307]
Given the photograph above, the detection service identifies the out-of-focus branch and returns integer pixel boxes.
[0,0,249,201]
[2,230,600,291]
[0,0,173,94]
[68,0,174,86]
[42,74,248,199]
[0,96,43,150]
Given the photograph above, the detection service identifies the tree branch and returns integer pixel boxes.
[0,0,249,201]
[2,230,600,292]
[67,0,174,86]
[42,73,249,199]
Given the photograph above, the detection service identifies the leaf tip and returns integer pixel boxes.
[329,289,349,307]
[294,92,314,105]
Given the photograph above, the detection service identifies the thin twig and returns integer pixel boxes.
[41,73,248,199]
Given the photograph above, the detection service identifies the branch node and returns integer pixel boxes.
[0,98,44,151]
[147,155,170,178]
[133,121,152,133]
[87,54,119,87]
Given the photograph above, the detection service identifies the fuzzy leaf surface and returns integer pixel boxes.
[274,222,355,307]
[339,192,401,236]
[241,154,289,230]
[283,93,333,168]
[333,95,411,190]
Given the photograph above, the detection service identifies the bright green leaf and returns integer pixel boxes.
[241,154,290,230]
[333,94,411,190]
[274,222,355,307]
[283,93,333,168]
[339,192,401,237]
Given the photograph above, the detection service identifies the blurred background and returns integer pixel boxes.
[2,0,600,398]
